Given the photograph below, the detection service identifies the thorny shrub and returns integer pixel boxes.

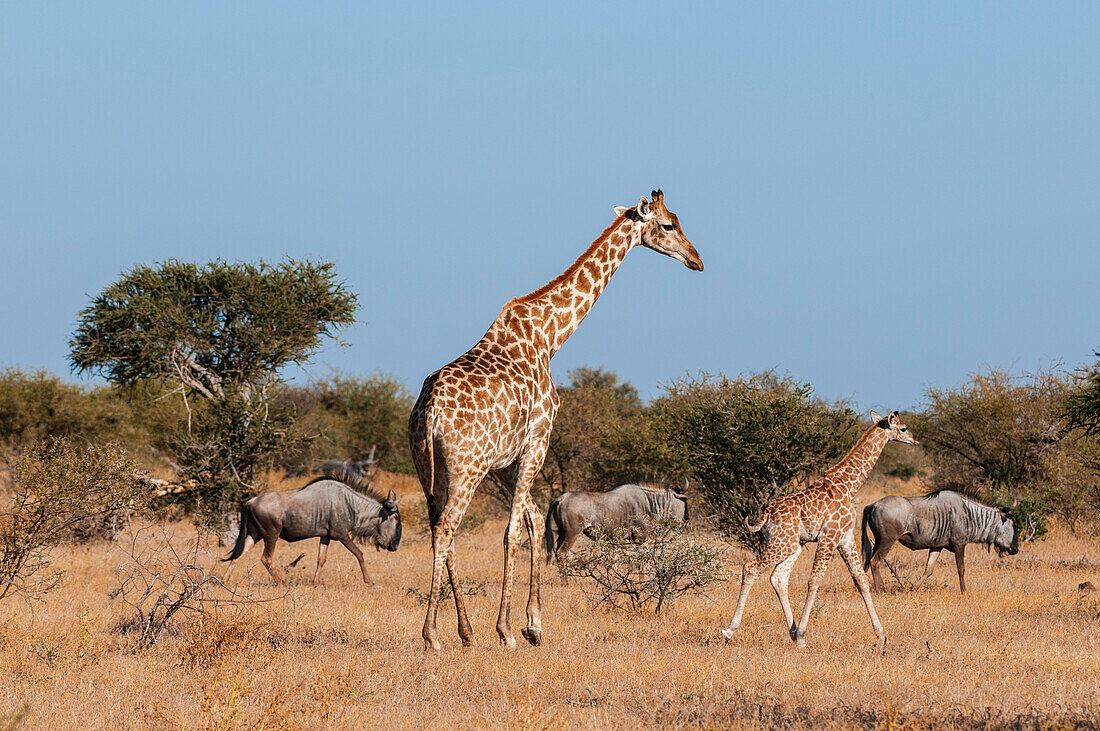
[0,438,148,602]
[110,524,280,648]
[559,517,726,615]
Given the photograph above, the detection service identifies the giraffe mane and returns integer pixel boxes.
[509,214,629,306]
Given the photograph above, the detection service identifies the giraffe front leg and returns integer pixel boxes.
[837,531,886,644]
[520,494,544,647]
[497,496,526,649]
[496,443,549,649]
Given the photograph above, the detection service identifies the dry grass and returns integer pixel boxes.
[2,472,1099,729]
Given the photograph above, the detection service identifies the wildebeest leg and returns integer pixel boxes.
[721,537,797,641]
[868,535,897,593]
[313,537,330,584]
[913,549,941,589]
[953,544,966,593]
[222,534,255,583]
[769,545,803,639]
[793,539,836,647]
[837,532,886,643]
[338,533,372,585]
[260,535,282,584]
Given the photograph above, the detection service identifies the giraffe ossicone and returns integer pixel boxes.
[409,191,703,651]
[720,410,918,648]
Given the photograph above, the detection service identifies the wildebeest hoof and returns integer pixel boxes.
[521,627,542,647]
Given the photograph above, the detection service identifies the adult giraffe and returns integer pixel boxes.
[409,190,703,650]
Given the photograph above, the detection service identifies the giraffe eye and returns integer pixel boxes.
[900,427,908,432]
[660,223,675,231]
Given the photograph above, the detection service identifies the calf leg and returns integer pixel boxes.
[769,545,803,639]
[793,540,836,647]
[914,549,941,589]
[722,536,798,641]
[837,532,886,643]
[338,533,372,585]
[313,537,330,584]
[953,544,966,593]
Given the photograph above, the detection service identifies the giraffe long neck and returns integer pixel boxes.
[508,215,638,357]
[827,425,891,500]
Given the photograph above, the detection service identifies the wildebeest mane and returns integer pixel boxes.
[309,463,388,504]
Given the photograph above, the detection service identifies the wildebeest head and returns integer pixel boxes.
[870,410,919,446]
[374,490,402,552]
[994,504,1019,557]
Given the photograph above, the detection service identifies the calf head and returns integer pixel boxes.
[870,410,919,446]
[374,490,402,552]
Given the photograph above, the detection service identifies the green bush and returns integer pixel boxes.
[652,372,858,550]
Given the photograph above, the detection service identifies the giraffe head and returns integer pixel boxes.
[613,189,703,271]
[870,410,919,446]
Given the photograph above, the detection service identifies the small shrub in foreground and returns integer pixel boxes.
[559,518,726,615]
[0,438,146,602]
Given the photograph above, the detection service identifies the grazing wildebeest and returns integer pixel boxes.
[542,483,689,563]
[223,475,401,585]
[861,490,1018,593]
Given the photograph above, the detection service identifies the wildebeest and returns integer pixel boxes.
[223,472,401,585]
[861,490,1018,593]
[543,483,689,563]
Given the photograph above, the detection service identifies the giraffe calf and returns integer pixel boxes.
[720,411,918,648]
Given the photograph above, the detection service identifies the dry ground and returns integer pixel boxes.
[2,473,1099,730]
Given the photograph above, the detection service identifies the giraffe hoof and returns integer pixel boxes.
[520,627,542,647]
[424,639,441,652]
[499,635,517,649]
[795,638,808,649]
[720,628,734,643]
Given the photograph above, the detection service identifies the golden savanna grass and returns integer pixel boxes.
[2,472,1099,729]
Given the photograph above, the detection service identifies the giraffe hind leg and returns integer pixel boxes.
[721,535,798,641]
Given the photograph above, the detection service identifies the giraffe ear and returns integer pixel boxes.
[869,411,883,423]
[613,206,629,217]
[636,197,652,220]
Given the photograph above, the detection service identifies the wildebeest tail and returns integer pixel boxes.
[861,504,874,571]
[222,503,252,562]
[543,496,560,565]
[745,507,770,533]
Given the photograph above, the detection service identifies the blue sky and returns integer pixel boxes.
[2,3,1098,411]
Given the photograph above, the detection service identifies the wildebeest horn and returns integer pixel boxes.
[388,489,398,503]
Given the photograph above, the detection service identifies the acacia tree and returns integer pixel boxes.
[69,259,357,515]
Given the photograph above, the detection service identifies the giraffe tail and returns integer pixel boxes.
[745,508,770,533]
[423,399,436,498]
